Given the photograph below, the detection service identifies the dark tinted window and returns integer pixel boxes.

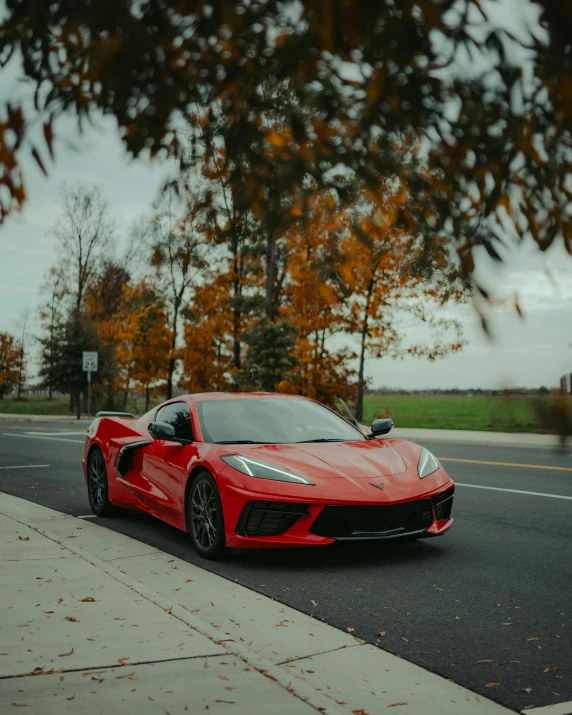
[156,402,194,441]
[197,397,365,444]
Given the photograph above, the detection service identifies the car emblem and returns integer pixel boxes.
[370,482,384,490]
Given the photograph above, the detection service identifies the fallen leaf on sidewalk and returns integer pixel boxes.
[184,579,192,583]
[80,597,96,602]
[527,637,539,641]
[218,676,230,681]
[485,682,500,687]
[18,537,29,542]
[387,703,408,708]
[165,607,172,615]
[117,658,130,666]
[66,695,75,701]
[116,672,136,680]
[64,616,78,622]
[521,688,532,693]
[215,701,236,704]
[401,637,409,642]
[58,648,74,657]
[11,703,27,707]
[378,632,386,637]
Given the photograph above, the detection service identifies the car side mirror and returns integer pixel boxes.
[370,418,394,437]
[148,421,178,441]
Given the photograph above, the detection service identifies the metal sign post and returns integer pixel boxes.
[82,352,98,418]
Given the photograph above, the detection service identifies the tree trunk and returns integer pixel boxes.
[356,324,368,423]
[265,228,277,321]
[167,301,180,400]
[232,253,242,370]
[16,347,23,399]
[355,277,376,423]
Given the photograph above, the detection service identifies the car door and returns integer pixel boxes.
[140,402,198,528]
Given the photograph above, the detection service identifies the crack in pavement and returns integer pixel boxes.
[0,652,230,681]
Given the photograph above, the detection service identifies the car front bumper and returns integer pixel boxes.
[221,481,455,549]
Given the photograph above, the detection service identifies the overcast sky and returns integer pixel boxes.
[1,116,570,392]
[1,0,571,392]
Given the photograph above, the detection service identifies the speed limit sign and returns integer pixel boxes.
[82,352,98,372]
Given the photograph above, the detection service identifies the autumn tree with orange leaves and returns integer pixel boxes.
[0,332,20,399]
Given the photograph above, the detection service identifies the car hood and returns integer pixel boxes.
[232,439,408,479]
[217,439,451,503]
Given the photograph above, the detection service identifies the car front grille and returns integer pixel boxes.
[431,486,454,521]
[236,501,311,537]
[309,499,434,539]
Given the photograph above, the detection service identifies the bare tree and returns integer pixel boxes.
[151,183,209,399]
[50,183,114,316]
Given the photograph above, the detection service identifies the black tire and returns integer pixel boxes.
[87,447,123,517]
[187,471,230,560]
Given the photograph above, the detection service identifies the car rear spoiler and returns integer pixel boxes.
[94,411,136,419]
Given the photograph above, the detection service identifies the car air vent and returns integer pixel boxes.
[310,499,434,539]
[236,501,310,537]
[431,486,455,522]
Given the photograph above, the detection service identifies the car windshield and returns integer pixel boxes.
[197,397,366,444]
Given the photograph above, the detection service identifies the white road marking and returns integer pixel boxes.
[77,514,97,519]
[2,433,84,444]
[457,482,572,501]
[25,431,86,437]
[0,464,50,471]
[521,701,572,715]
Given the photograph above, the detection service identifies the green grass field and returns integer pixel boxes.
[0,392,564,434]
[361,394,558,433]
[0,394,70,415]
[0,394,159,416]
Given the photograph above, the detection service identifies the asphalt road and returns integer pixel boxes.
[1,418,570,713]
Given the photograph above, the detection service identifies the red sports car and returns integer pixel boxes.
[83,393,454,559]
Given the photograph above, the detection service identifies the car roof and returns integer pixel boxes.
[187,392,309,403]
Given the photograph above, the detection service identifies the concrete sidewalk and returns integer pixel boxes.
[0,493,512,715]
[391,427,563,450]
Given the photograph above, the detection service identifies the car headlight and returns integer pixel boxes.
[220,454,314,485]
[418,448,441,479]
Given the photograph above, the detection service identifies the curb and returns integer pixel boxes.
[0,505,345,715]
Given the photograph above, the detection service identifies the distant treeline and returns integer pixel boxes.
[370,387,554,396]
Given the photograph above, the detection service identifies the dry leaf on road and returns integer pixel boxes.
[18,537,29,541]
[485,682,500,687]
[80,597,96,602]
[58,648,74,657]
[64,616,78,622]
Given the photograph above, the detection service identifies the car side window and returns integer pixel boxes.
[155,402,194,442]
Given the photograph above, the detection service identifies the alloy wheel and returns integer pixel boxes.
[89,452,106,511]
[191,479,218,551]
